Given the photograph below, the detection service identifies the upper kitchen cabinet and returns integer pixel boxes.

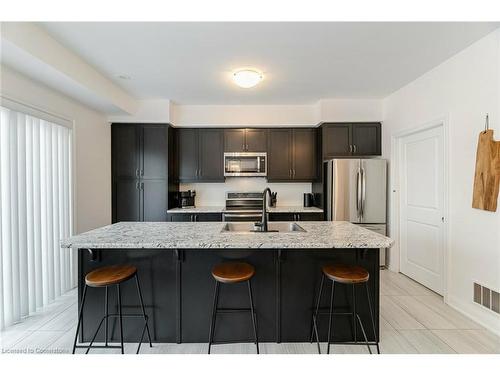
[112,123,175,223]
[351,123,381,156]
[113,124,139,178]
[268,128,317,182]
[267,129,292,180]
[198,129,224,181]
[224,128,267,152]
[178,128,224,182]
[322,122,381,158]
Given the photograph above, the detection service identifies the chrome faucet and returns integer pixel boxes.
[253,187,274,232]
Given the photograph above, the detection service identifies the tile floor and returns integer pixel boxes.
[1,270,499,354]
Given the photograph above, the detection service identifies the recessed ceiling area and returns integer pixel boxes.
[24,22,500,105]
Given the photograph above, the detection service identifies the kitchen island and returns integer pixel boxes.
[61,221,393,345]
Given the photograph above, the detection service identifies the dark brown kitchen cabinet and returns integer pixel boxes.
[178,128,224,182]
[114,179,141,221]
[112,123,175,223]
[268,128,317,182]
[113,125,139,178]
[268,129,292,180]
[351,123,381,156]
[178,128,198,181]
[292,129,317,180]
[323,124,351,157]
[198,129,224,181]
[322,122,381,158]
[268,212,324,221]
[167,213,222,222]
[224,128,267,152]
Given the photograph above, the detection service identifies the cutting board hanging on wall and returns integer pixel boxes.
[472,126,500,212]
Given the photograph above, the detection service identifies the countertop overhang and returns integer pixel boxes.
[61,221,394,250]
[166,206,324,214]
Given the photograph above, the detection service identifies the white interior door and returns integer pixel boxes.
[399,125,445,295]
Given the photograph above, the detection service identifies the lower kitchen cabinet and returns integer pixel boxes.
[269,212,324,221]
[167,212,223,222]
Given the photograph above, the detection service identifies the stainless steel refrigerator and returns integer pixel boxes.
[325,159,388,266]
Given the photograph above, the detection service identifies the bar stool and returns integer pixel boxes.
[72,264,152,354]
[310,264,379,354]
[208,261,259,354]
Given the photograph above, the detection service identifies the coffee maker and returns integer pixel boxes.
[178,190,196,208]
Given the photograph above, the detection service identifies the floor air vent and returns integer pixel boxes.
[473,282,500,314]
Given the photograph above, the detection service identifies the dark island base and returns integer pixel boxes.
[77,248,379,345]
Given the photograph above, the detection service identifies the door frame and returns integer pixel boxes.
[390,117,450,301]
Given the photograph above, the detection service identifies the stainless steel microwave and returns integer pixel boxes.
[224,152,267,177]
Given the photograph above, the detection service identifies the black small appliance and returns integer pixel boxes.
[303,193,314,207]
[178,190,196,208]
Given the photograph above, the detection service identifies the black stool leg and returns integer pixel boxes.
[72,284,88,354]
[310,274,325,354]
[356,314,372,354]
[208,280,220,354]
[352,284,357,343]
[117,284,124,354]
[104,286,109,346]
[247,279,259,354]
[326,280,336,354]
[135,274,153,354]
[365,282,380,354]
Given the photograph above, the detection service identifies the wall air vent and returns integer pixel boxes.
[473,282,500,314]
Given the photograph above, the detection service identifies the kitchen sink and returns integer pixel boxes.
[221,222,306,233]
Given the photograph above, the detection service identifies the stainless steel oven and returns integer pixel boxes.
[224,152,267,177]
[223,192,264,222]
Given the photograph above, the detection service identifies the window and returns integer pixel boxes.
[0,102,74,330]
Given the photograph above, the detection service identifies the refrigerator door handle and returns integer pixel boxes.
[356,168,362,218]
[361,167,366,219]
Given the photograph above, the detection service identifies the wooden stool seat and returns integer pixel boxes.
[85,264,137,287]
[211,262,255,284]
[322,264,369,284]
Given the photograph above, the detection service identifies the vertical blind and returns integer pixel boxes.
[0,104,75,330]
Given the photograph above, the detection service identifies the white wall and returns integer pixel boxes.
[181,178,311,206]
[108,99,172,123]
[169,99,383,126]
[1,66,111,234]
[318,98,383,122]
[382,29,500,333]
[170,103,318,126]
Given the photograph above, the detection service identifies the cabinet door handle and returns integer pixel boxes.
[141,182,144,190]
[140,169,144,176]
[353,144,357,153]
[293,169,296,177]
[136,182,140,190]
[349,145,353,153]
[135,169,139,177]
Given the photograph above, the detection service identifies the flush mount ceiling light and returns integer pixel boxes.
[117,75,131,80]
[232,69,263,88]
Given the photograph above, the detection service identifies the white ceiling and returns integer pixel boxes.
[30,22,500,105]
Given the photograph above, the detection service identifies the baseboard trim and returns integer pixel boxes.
[447,294,500,336]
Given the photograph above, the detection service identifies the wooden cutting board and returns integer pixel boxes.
[472,129,500,212]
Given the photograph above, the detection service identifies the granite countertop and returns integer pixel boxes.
[167,206,324,213]
[61,221,393,250]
